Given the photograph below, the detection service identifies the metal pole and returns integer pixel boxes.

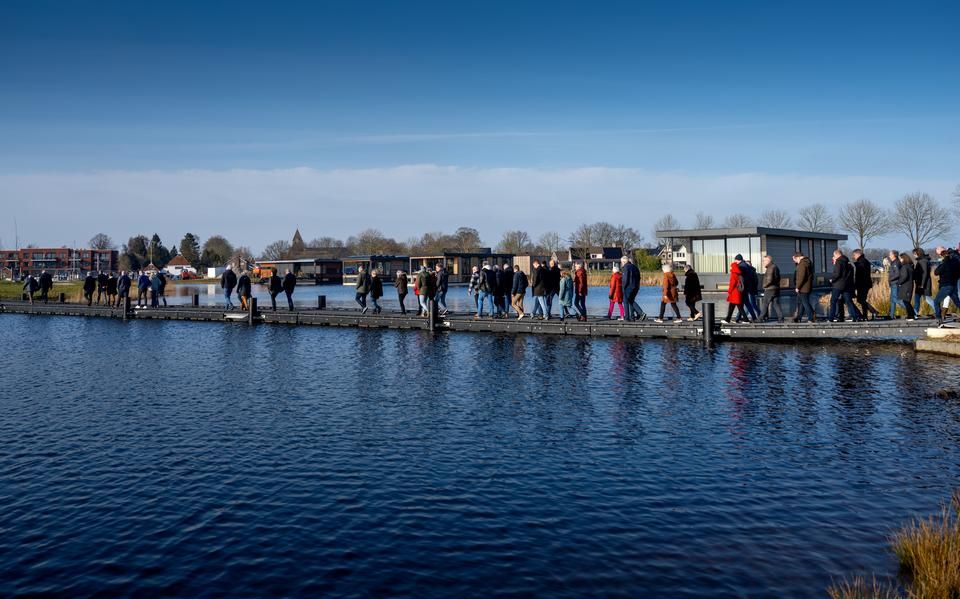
[702,302,715,345]
[317,295,326,310]
[248,297,257,325]
[192,293,199,307]
[428,298,436,332]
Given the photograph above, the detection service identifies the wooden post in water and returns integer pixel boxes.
[192,294,199,307]
[702,302,715,345]
[58,292,66,303]
[317,295,326,310]
[248,297,258,325]
[428,298,436,332]
[123,296,131,321]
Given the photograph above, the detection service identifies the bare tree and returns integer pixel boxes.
[308,236,345,248]
[694,212,715,229]
[89,233,115,249]
[612,225,643,251]
[536,231,564,255]
[260,239,291,260]
[452,227,483,252]
[796,203,836,232]
[568,223,596,248]
[838,199,889,250]
[653,214,680,244]
[954,184,960,211]
[347,229,404,255]
[757,209,793,229]
[890,192,952,250]
[722,213,754,228]
[496,230,533,254]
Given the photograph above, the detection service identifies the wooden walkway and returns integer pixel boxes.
[0,299,942,342]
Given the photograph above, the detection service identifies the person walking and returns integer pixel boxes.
[573,262,588,321]
[897,253,917,320]
[655,264,682,322]
[475,263,497,319]
[96,271,108,305]
[268,269,283,311]
[354,266,370,313]
[106,272,118,306]
[150,271,161,308]
[492,265,505,318]
[851,249,880,320]
[912,248,935,317]
[739,259,761,321]
[116,271,131,308]
[38,270,53,304]
[759,255,784,323]
[237,270,252,311]
[500,262,514,318]
[828,250,862,322]
[220,266,237,310]
[467,265,481,312]
[621,256,646,321]
[22,274,39,304]
[434,264,450,316]
[723,260,748,324]
[933,246,960,326]
[157,270,168,307]
[559,269,574,320]
[511,266,528,319]
[683,264,703,320]
[887,250,906,319]
[416,266,433,317]
[282,269,297,310]
[394,270,409,315]
[545,259,561,319]
[83,271,97,306]
[368,270,384,314]
[607,265,625,320]
[792,252,816,323]
[137,270,151,308]
[530,259,548,319]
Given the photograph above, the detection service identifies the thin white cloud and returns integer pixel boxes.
[0,165,955,252]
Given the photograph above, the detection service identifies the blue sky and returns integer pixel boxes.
[1,0,958,250]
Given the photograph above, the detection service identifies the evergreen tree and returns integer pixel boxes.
[179,233,201,268]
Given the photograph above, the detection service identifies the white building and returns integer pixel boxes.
[165,255,198,279]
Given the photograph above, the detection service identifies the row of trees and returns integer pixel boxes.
[655,189,959,251]
[89,232,245,272]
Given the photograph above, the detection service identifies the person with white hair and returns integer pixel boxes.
[82,271,97,306]
[654,263,681,323]
[394,270,408,315]
[220,265,237,310]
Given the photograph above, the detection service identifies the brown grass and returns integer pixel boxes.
[587,270,662,287]
[818,275,941,318]
[891,490,960,598]
[827,576,901,599]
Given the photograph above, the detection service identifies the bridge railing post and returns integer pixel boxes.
[428,298,437,332]
[58,292,66,303]
[248,297,258,325]
[123,296,131,321]
[318,295,326,310]
[702,302,715,345]
[192,293,200,307]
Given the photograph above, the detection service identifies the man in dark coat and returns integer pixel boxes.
[499,262,514,318]
[236,270,252,311]
[758,256,783,323]
[511,266,529,319]
[394,271,408,315]
[38,270,53,303]
[268,269,283,311]
[792,252,816,323]
[355,266,370,313]
[738,258,760,321]
[220,266,238,309]
[116,271,131,307]
[157,271,168,307]
[96,271,109,305]
[933,246,960,326]
[282,268,297,311]
[851,249,879,319]
[82,271,97,306]
[887,250,905,319]
[22,274,39,303]
[369,270,384,314]
[682,264,702,320]
[106,272,118,305]
[434,264,450,316]
[530,260,548,319]
[544,259,561,319]
[828,250,862,322]
[620,256,645,321]
[912,248,934,316]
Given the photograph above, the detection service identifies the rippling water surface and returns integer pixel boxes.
[1,315,959,596]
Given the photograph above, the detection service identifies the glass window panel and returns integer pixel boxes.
[695,239,726,272]
[726,237,750,266]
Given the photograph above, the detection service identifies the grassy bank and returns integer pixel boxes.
[0,280,85,301]
[828,490,960,598]
[587,270,662,287]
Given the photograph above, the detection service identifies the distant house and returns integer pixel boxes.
[206,266,226,279]
[512,254,551,275]
[657,244,690,267]
[261,229,346,283]
[409,249,514,284]
[285,229,348,260]
[342,255,408,285]
[165,255,197,279]
[654,226,847,290]
[567,247,623,271]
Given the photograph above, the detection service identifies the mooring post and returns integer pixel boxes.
[702,302,716,345]
[59,292,66,303]
[428,298,436,332]
[123,296,131,321]
[248,297,258,325]
[317,295,326,310]
[192,293,199,307]
[21,293,27,301]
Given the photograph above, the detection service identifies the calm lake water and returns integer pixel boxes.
[1,314,959,596]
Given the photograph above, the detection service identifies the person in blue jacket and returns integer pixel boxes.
[116,271,131,307]
[137,270,151,307]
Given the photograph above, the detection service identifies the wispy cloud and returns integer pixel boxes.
[0,165,954,251]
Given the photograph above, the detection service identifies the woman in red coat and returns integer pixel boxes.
[655,264,682,322]
[607,265,624,319]
[573,262,589,321]
[724,260,748,323]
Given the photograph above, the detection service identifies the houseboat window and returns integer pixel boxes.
[725,236,761,268]
[694,238,726,273]
[820,240,827,272]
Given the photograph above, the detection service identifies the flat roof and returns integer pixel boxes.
[259,258,341,265]
[655,227,847,241]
